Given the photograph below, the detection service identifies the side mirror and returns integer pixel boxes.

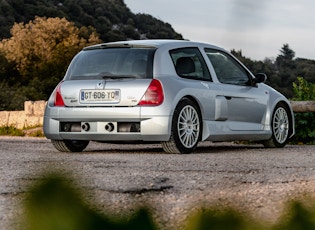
[254,73,267,84]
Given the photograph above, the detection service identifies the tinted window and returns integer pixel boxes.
[66,48,155,80]
[205,49,250,86]
[170,48,211,81]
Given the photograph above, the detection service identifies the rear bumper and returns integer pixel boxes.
[43,106,171,142]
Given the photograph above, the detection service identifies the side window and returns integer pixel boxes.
[170,48,211,81]
[205,49,250,86]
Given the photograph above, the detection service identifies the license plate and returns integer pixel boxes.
[80,90,120,103]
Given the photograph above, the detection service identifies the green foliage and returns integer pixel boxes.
[232,45,315,99]
[0,0,182,111]
[24,174,158,230]
[292,77,315,144]
[0,0,182,42]
[185,207,262,230]
[274,200,315,230]
[21,173,315,230]
[24,126,45,137]
[0,126,44,137]
[0,81,26,111]
[0,17,101,109]
[293,112,315,144]
[0,126,25,136]
[292,77,315,101]
[27,129,44,137]
[133,14,183,39]
[278,43,295,61]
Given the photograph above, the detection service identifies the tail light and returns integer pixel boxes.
[54,82,65,107]
[138,79,164,106]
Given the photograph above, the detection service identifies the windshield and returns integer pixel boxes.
[65,47,155,80]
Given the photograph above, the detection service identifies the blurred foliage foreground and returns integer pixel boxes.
[20,173,315,230]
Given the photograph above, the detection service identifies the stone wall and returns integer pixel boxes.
[0,100,313,130]
[0,101,46,129]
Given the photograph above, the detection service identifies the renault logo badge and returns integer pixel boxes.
[96,81,105,89]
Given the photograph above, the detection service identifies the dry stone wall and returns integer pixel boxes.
[0,101,46,129]
[0,100,313,130]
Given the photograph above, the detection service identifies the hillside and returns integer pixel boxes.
[0,0,183,41]
[2,0,315,112]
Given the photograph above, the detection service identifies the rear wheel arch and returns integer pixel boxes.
[175,96,204,138]
[263,101,292,148]
[180,96,203,121]
[276,101,294,137]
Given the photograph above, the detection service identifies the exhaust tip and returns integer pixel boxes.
[105,123,115,132]
[81,123,90,131]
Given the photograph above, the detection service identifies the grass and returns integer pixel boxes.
[0,126,25,136]
[0,125,44,137]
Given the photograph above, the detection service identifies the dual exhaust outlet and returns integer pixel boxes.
[61,122,140,133]
[81,122,115,132]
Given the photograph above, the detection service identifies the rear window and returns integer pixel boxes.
[65,47,155,80]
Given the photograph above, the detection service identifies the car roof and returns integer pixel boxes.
[83,39,223,51]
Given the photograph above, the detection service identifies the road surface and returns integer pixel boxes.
[1,136,315,229]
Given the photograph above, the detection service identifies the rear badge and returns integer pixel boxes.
[96,81,105,89]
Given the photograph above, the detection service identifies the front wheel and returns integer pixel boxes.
[161,98,201,154]
[263,103,290,148]
[51,140,90,152]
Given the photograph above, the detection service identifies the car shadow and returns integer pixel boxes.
[84,141,265,154]
[194,143,264,154]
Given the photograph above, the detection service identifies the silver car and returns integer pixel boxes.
[44,40,295,154]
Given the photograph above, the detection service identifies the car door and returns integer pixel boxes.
[205,48,268,131]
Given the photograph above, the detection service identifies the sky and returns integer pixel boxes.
[124,0,315,61]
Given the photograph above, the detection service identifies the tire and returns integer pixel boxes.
[51,140,89,152]
[263,103,290,148]
[161,98,201,154]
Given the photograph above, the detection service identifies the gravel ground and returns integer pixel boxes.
[1,136,315,229]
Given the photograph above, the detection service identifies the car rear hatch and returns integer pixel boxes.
[59,79,154,107]
[59,45,157,107]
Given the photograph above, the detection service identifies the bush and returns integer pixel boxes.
[21,173,315,230]
[24,174,158,230]
[291,77,315,144]
[0,17,101,110]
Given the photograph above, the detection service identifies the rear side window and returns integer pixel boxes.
[169,48,212,81]
[65,48,155,80]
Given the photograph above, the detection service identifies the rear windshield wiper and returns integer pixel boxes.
[99,73,137,80]
[69,73,137,80]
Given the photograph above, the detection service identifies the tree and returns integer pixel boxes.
[278,43,295,61]
[133,14,182,39]
[0,0,182,42]
[0,17,101,101]
[276,44,296,69]
[0,17,101,77]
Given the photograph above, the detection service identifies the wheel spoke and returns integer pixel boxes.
[273,107,289,144]
[177,105,200,148]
